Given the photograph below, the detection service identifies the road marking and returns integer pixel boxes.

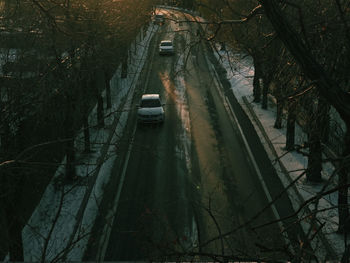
[95,24,160,262]
[96,123,137,262]
[201,41,294,253]
[224,94,294,252]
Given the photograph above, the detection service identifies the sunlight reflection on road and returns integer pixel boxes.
[159,67,195,249]
[159,71,190,133]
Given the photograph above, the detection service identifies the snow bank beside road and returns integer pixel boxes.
[213,46,342,259]
[21,23,157,262]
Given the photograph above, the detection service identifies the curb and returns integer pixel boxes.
[242,96,338,259]
[94,24,161,262]
[61,95,128,260]
[60,23,156,260]
[195,15,338,257]
[201,37,293,250]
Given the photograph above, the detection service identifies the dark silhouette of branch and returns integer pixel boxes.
[259,0,350,122]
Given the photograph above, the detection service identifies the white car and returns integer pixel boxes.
[159,40,174,55]
[137,94,165,123]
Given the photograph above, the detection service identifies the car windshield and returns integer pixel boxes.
[161,42,172,46]
[141,99,161,107]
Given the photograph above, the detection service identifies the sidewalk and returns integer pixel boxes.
[20,23,157,262]
[212,47,343,260]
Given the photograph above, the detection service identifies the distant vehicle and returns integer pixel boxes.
[137,94,165,124]
[159,40,174,55]
[154,13,165,24]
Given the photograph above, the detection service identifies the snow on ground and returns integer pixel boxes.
[20,23,158,262]
[213,45,345,259]
[5,6,345,260]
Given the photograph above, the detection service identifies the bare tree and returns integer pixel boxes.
[197,0,350,234]
[0,0,153,259]
[258,0,350,233]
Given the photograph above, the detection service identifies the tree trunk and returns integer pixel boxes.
[274,85,283,129]
[97,94,104,128]
[306,97,323,182]
[83,113,90,153]
[261,78,268,109]
[260,0,350,122]
[121,55,128,79]
[140,26,144,41]
[0,203,9,259]
[0,164,10,259]
[65,135,76,181]
[7,207,24,261]
[286,98,296,151]
[259,0,350,234]
[319,97,330,143]
[104,70,112,109]
[0,103,10,153]
[3,165,24,261]
[341,245,350,263]
[306,132,322,182]
[274,98,283,129]
[338,126,350,233]
[81,78,91,153]
[252,54,261,103]
[134,38,137,54]
[220,41,226,51]
[64,97,76,181]
[92,71,104,128]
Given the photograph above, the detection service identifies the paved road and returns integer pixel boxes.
[86,9,294,261]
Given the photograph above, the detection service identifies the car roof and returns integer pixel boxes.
[160,40,172,44]
[141,94,160,100]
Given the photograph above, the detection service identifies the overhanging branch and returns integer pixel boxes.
[259,0,350,123]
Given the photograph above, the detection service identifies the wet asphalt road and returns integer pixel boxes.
[90,9,294,261]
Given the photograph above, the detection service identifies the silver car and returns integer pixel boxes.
[159,40,174,55]
[137,94,165,123]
